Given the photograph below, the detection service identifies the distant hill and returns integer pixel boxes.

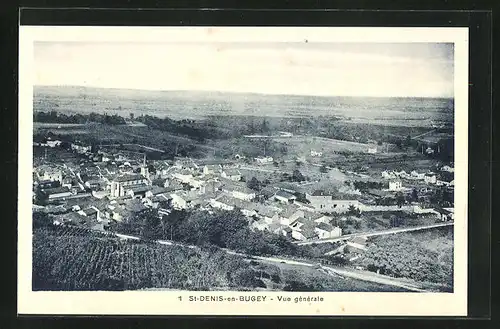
[33,85,454,124]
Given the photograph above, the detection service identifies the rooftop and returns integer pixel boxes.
[127,185,152,194]
[280,204,302,218]
[41,186,71,195]
[113,174,146,183]
[316,222,334,232]
[275,190,296,200]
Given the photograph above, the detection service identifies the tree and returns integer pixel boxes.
[411,188,419,202]
[139,209,162,240]
[292,169,305,182]
[33,212,52,228]
[347,205,361,217]
[396,193,405,207]
[319,165,329,173]
[247,177,261,191]
[130,113,134,120]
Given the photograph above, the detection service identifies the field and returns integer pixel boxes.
[33,225,409,292]
[354,226,454,292]
[34,86,454,128]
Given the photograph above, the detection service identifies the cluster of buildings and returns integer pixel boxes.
[382,168,455,188]
[33,141,363,241]
[33,137,455,243]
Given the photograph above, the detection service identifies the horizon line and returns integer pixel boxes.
[33,84,455,100]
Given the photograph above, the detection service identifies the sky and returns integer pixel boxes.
[33,41,454,98]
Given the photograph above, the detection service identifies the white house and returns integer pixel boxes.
[315,223,342,239]
[170,193,188,210]
[202,164,221,175]
[441,165,454,173]
[381,170,395,179]
[274,190,297,204]
[46,140,62,148]
[279,205,304,225]
[255,156,273,164]
[221,169,242,182]
[367,147,377,154]
[172,172,193,184]
[306,190,361,213]
[388,180,403,191]
[424,173,437,184]
[410,170,425,180]
[71,143,92,154]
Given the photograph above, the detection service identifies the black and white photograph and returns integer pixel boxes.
[18,26,469,316]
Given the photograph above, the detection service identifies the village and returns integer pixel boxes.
[33,133,455,258]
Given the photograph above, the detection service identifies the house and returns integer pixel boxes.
[46,140,62,148]
[110,174,149,198]
[366,147,377,154]
[274,190,297,204]
[170,193,189,210]
[381,170,395,179]
[55,211,87,225]
[221,169,242,181]
[163,179,184,191]
[435,207,454,221]
[388,180,403,191]
[410,170,425,180]
[306,190,361,213]
[210,195,235,211]
[41,186,72,201]
[172,172,194,184]
[315,222,342,239]
[252,218,269,232]
[267,222,285,235]
[126,185,152,199]
[279,204,304,225]
[84,178,105,190]
[78,206,100,221]
[254,205,281,224]
[211,195,258,218]
[441,165,454,173]
[220,179,256,201]
[143,194,172,209]
[71,142,92,154]
[92,190,110,199]
[281,226,293,237]
[291,221,317,241]
[310,150,323,157]
[169,191,202,210]
[234,154,246,160]
[424,173,437,184]
[203,164,222,175]
[255,156,273,164]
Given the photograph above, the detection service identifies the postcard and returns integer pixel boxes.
[18,26,468,316]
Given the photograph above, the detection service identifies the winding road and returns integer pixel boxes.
[294,221,454,245]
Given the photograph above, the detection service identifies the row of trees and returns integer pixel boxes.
[34,111,126,125]
[110,208,333,261]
